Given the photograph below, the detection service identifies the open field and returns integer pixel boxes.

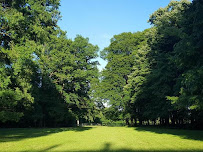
[0,126,203,152]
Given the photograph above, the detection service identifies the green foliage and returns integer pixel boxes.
[0,0,202,128]
[100,32,148,122]
[0,0,99,127]
[98,0,203,128]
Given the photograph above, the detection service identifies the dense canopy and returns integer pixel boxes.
[0,0,202,129]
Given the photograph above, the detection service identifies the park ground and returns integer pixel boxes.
[0,126,203,152]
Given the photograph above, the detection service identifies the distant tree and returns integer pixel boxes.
[123,34,151,125]
[100,32,148,123]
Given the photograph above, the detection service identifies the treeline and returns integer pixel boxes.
[1,0,202,129]
[0,0,100,127]
[99,0,203,129]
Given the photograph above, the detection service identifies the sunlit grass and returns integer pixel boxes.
[0,126,203,152]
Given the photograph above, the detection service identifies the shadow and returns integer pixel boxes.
[50,150,203,152]
[135,126,203,141]
[4,144,203,152]
[102,142,111,151]
[1,141,202,152]
[0,127,93,142]
[21,144,61,152]
[15,150,203,152]
[1,127,203,152]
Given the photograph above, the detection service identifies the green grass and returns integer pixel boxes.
[0,126,203,152]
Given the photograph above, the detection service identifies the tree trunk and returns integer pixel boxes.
[125,118,130,126]
[165,117,169,126]
[130,117,134,126]
[77,119,80,126]
[134,118,137,126]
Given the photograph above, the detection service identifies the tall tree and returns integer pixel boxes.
[0,0,99,127]
[100,32,148,123]
[138,0,191,125]
[169,0,203,127]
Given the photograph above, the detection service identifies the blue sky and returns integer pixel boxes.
[58,0,171,71]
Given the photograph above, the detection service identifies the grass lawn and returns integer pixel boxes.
[0,126,203,152]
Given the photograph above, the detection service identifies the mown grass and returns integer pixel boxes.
[0,126,203,152]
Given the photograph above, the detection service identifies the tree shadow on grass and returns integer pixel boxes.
[0,127,93,142]
[134,126,203,141]
[7,142,203,152]
[21,144,62,152]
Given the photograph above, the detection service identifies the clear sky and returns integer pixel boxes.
[58,0,171,71]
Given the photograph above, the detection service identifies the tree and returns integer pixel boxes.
[169,0,203,127]
[123,37,151,125]
[100,32,148,123]
[0,0,99,127]
[137,0,191,125]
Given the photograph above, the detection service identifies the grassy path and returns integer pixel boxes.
[0,126,203,152]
